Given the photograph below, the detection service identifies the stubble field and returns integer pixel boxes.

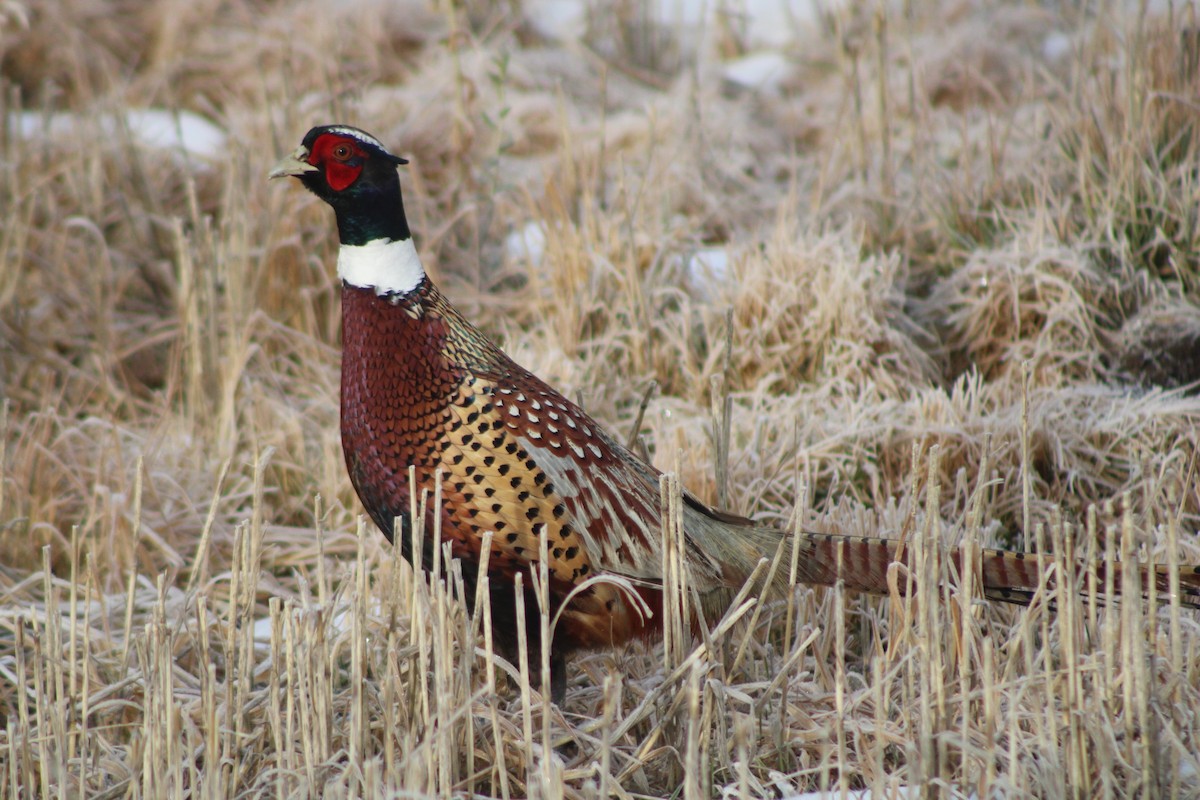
[3,1,1200,797]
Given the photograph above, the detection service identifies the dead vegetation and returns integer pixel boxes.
[2,0,1200,797]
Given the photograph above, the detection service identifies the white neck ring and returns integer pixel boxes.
[338,237,424,296]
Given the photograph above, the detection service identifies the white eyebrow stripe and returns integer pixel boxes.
[325,126,386,150]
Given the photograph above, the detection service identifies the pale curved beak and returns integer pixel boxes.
[268,146,318,180]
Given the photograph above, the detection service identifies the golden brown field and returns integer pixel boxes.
[3,1,1200,797]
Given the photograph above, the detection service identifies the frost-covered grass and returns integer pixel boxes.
[3,1,1200,797]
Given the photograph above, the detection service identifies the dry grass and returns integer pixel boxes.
[3,0,1200,796]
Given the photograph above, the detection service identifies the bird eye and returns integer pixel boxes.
[332,144,353,161]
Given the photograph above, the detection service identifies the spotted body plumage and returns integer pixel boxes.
[271,125,1200,703]
[340,281,664,658]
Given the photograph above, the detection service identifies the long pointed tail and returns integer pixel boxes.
[763,530,1200,609]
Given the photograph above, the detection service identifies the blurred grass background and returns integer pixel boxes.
[2,1,1200,796]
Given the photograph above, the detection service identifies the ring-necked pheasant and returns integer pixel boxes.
[270,125,1200,702]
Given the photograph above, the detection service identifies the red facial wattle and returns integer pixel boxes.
[309,133,366,192]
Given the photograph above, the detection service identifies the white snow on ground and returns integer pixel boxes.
[252,615,274,643]
[683,247,732,300]
[1041,31,1072,63]
[10,108,226,160]
[722,51,792,94]
[524,0,589,41]
[505,221,548,268]
[524,0,842,56]
[253,607,353,644]
[777,787,926,799]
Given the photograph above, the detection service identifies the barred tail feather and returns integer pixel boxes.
[744,529,1200,610]
[974,547,1200,609]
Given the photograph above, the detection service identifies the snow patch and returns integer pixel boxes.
[684,247,733,300]
[522,0,841,52]
[11,108,226,159]
[524,0,588,41]
[252,616,274,643]
[776,788,923,800]
[505,222,548,268]
[1041,31,1072,63]
[722,51,792,94]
